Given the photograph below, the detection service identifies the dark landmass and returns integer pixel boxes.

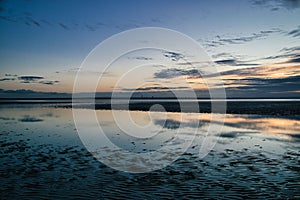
[0,97,299,115]
[68,101,300,116]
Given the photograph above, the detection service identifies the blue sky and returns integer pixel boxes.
[0,0,299,97]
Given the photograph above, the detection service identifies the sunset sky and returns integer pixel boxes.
[0,0,299,98]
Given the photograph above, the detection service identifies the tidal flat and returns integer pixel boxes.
[0,103,299,199]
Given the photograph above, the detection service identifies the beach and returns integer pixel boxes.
[1,102,299,199]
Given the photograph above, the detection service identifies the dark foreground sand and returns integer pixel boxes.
[1,138,299,199]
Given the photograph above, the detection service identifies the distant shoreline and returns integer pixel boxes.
[0,97,300,100]
[68,101,300,116]
[0,99,299,116]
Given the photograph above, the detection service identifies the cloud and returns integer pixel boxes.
[163,51,184,61]
[0,89,71,98]
[122,86,190,91]
[287,26,300,38]
[18,75,44,82]
[0,77,15,81]
[154,68,200,79]
[287,57,300,63]
[204,62,300,97]
[127,56,153,60]
[176,61,203,66]
[39,80,59,85]
[251,0,300,10]
[280,46,300,54]
[16,75,59,85]
[204,29,282,47]
[5,74,17,77]
[215,59,259,66]
[262,50,300,63]
[58,23,69,30]
[232,76,300,87]
[0,2,161,32]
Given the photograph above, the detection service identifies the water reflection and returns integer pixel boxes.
[0,105,299,142]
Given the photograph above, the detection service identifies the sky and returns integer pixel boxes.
[0,0,299,98]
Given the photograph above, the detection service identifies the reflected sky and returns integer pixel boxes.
[1,105,299,149]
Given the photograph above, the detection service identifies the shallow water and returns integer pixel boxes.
[0,104,299,199]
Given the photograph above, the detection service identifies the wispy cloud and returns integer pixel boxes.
[163,51,184,61]
[251,0,300,11]
[0,77,15,81]
[122,86,190,91]
[258,46,300,62]
[154,68,200,79]
[215,59,259,66]
[0,2,163,32]
[209,63,300,79]
[287,26,300,38]
[202,29,282,47]
[4,73,17,77]
[127,56,153,61]
[39,80,60,85]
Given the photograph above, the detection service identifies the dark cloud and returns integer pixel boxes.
[287,57,300,63]
[215,59,258,66]
[18,75,44,83]
[5,73,17,77]
[0,77,15,81]
[154,68,200,79]
[237,76,299,85]
[39,80,59,85]
[163,51,184,61]
[226,76,300,95]
[16,75,59,85]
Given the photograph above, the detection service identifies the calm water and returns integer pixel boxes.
[0,104,299,199]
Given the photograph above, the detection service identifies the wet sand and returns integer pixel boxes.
[1,137,299,199]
